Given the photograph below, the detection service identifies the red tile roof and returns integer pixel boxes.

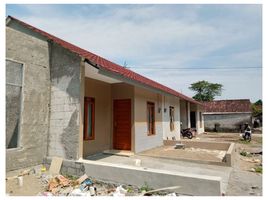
[7,16,201,105]
[203,99,252,113]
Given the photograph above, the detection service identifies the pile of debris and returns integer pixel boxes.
[38,173,180,196]
[7,166,180,196]
[38,173,133,196]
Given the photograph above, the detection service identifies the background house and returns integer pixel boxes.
[203,99,252,132]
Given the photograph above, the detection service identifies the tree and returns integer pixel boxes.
[252,99,262,116]
[189,80,223,101]
[254,99,262,106]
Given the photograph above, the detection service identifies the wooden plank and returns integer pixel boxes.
[49,157,63,175]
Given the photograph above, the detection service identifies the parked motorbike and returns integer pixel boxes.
[242,123,252,142]
[181,128,193,139]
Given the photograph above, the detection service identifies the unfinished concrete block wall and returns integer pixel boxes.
[204,113,252,132]
[48,43,81,160]
[134,86,163,153]
[6,26,50,171]
[162,95,181,140]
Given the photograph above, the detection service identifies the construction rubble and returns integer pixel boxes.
[6,165,181,196]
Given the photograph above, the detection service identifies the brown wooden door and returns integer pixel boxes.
[113,99,131,150]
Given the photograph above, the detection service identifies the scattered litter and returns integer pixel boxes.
[113,185,127,196]
[166,192,177,196]
[41,165,47,173]
[56,175,71,187]
[80,179,93,191]
[89,186,96,196]
[77,174,88,184]
[142,186,180,196]
[250,168,256,172]
[69,188,87,196]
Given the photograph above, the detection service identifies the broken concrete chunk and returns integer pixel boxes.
[56,175,71,187]
[76,174,88,184]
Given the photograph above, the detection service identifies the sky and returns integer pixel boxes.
[6,4,262,102]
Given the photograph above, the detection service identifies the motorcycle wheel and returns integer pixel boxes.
[187,133,193,139]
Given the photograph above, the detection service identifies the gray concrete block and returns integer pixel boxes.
[83,160,222,196]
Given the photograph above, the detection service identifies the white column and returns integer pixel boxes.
[187,102,191,128]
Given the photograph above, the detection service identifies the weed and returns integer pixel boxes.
[240,151,252,157]
[238,139,251,144]
[127,187,133,193]
[61,173,78,180]
[255,166,262,174]
[139,182,152,192]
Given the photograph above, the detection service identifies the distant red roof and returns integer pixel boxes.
[7,16,201,105]
[203,99,252,113]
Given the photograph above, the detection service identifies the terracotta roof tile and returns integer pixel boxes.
[203,99,252,113]
[7,16,201,105]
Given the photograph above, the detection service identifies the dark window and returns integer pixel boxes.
[169,106,175,131]
[147,102,155,135]
[6,60,23,149]
[84,97,95,140]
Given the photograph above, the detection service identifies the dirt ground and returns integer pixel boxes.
[6,165,47,196]
[196,132,262,196]
[139,145,225,163]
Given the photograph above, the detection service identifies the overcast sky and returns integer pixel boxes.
[6,4,262,102]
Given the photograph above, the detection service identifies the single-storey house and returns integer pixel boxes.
[6,16,204,171]
[203,99,252,132]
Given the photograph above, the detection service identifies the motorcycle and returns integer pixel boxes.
[181,128,193,139]
[242,123,252,142]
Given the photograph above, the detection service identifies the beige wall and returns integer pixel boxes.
[134,86,163,153]
[83,77,112,157]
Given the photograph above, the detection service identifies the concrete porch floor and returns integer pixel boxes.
[85,153,232,194]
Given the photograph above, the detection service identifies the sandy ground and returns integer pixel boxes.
[6,165,46,196]
[138,145,225,163]
[197,132,262,196]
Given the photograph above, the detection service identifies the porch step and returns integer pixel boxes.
[103,150,134,157]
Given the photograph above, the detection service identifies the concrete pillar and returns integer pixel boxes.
[196,108,200,134]
[78,60,85,159]
[187,102,191,128]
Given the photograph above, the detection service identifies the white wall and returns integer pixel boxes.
[162,96,181,140]
[196,106,205,134]
[134,87,163,153]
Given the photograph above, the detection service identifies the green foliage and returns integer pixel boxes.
[254,99,262,105]
[139,182,152,192]
[252,99,262,117]
[252,104,262,116]
[254,166,262,174]
[189,80,223,101]
[240,151,251,157]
